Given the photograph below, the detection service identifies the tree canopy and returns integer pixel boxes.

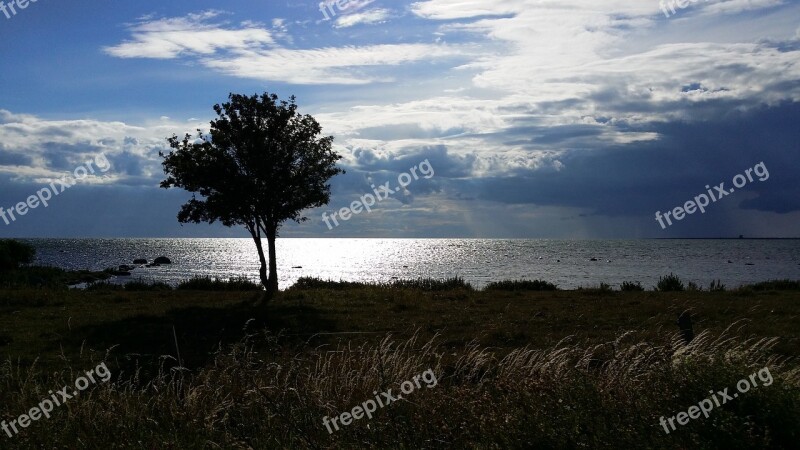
[161,92,344,296]
[0,239,35,271]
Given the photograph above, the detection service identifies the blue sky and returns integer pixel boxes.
[0,0,798,238]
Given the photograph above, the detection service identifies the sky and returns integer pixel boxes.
[0,0,798,238]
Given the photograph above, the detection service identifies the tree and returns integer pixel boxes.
[160,92,344,297]
[0,239,36,271]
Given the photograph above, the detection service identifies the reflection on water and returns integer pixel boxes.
[25,238,800,290]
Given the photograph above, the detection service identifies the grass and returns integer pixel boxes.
[0,266,111,289]
[289,276,473,291]
[176,275,262,291]
[1,327,798,449]
[1,272,799,448]
[484,279,558,291]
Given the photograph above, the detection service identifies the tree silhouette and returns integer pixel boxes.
[160,92,344,297]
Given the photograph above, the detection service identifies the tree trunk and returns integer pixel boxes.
[251,231,270,291]
[265,225,279,296]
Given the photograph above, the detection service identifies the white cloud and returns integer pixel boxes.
[334,8,392,28]
[0,110,191,184]
[105,11,473,85]
[203,43,472,84]
[697,0,785,17]
[104,11,274,59]
[97,2,800,178]
[410,0,521,20]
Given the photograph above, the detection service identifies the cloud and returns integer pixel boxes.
[18,1,797,237]
[105,11,473,85]
[410,0,521,20]
[0,110,184,186]
[104,11,274,59]
[334,8,392,28]
[202,43,474,85]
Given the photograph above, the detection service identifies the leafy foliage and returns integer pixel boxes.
[485,279,559,291]
[177,276,261,291]
[161,93,344,294]
[0,239,35,271]
[620,281,644,291]
[657,273,685,292]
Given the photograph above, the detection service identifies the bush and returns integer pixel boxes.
[290,276,473,292]
[656,273,684,292]
[485,279,558,291]
[0,240,35,271]
[620,281,644,292]
[177,276,261,291]
[88,280,173,291]
[289,277,371,290]
[709,280,726,292]
[390,276,473,291]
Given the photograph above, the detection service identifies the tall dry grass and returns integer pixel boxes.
[1,326,798,449]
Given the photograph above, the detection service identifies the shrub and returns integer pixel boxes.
[0,240,35,271]
[656,273,684,292]
[289,277,372,290]
[390,276,473,291]
[687,281,702,292]
[0,266,109,289]
[88,280,173,291]
[177,276,261,291]
[709,280,726,292]
[484,279,558,291]
[290,276,473,292]
[620,281,644,292]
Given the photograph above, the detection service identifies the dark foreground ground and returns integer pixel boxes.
[1,277,799,449]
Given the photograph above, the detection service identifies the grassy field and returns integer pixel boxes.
[1,277,799,448]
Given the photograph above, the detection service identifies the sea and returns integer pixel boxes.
[19,238,800,290]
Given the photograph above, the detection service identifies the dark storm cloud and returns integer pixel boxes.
[352,145,473,178]
[39,142,107,171]
[109,151,145,177]
[0,152,32,166]
[446,101,800,219]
